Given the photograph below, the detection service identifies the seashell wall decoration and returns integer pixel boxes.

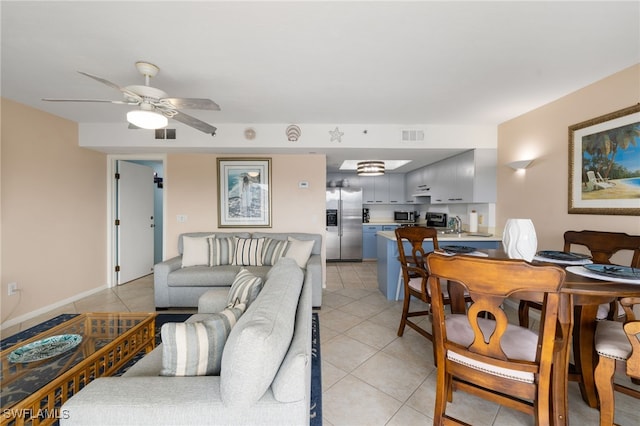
[244,128,256,140]
[286,124,301,142]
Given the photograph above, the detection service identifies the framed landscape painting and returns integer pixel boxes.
[217,158,272,227]
[568,104,640,215]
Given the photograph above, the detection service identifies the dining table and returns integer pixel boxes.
[443,248,640,424]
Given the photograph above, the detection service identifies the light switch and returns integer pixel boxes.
[177,214,187,223]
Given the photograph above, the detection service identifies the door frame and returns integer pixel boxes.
[106,154,167,288]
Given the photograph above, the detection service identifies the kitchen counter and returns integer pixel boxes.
[376,231,502,300]
[376,230,501,242]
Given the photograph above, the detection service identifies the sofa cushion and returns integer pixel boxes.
[182,234,214,267]
[271,268,311,402]
[285,237,315,268]
[220,258,304,407]
[261,238,290,266]
[226,268,263,308]
[160,305,245,376]
[167,265,239,287]
[208,237,235,266]
[232,237,265,266]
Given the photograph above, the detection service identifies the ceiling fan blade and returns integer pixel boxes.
[170,111,217,135]
[78,71,142,101]
[162,98,221,111]
[42,98,136,104]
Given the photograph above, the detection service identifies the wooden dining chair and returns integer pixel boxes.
[594,297,640,426]
[395,226,469,343]
[519,230,640,327]
[426,253,568,425]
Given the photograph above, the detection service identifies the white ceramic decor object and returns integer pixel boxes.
[502,218,538,262]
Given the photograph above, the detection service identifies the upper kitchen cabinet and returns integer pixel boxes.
[361,175,389,204]
[406,149,496,204]
[361,174,406,205]
[388,174,406,204]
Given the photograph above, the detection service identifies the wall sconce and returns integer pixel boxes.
[506,159,534,171]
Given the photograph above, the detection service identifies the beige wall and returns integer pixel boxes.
[164,153,326,258]
[1,99,107,325]
[497,64,640,262]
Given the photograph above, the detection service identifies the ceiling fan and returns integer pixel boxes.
[43,61,219,135]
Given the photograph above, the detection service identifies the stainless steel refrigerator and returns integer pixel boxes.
[326,187,363,261]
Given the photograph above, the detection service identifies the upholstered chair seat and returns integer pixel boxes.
[445,314,539,383]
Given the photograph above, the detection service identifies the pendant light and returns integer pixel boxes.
[357,161,385,176]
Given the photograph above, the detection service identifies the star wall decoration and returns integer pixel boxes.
[329,127,344,142]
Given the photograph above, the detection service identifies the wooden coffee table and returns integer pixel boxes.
[1,312,156,425]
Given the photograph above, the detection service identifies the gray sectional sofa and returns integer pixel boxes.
[61,258,312,425]
[154,232,323,308]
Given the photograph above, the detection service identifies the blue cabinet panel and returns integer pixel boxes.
[363,225,382,259]
[377,238,501,300]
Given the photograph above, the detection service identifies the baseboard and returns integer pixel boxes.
[1,284,109,331]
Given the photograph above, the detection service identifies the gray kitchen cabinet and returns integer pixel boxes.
[373,175,390,204]
[361,176,376,203]
[361,175,390,204]
[387,174,406,204]
[405,170,420,202]
[405,168,430,202]
[430,149,496,204]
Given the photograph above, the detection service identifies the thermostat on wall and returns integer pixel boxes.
[298,181,309,189]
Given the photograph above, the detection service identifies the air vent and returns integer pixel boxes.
[400,129,424,142]
[155,129,176,139]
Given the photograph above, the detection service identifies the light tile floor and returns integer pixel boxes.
[2,263,638,425]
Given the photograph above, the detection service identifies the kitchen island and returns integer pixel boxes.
[376,230,502,300]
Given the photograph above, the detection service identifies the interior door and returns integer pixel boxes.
[117,161,155,284]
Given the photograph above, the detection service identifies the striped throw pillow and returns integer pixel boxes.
[160,304,245,377]
[232,237,265,266]
[227,268,263,308]
[208,237,235,266]
[262,238,290,266]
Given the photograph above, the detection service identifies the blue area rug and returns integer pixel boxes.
[310,312,322,426]
[1,312,323,425]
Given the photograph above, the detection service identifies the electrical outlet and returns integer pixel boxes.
[8,282,18,296]
[478,214,484,225]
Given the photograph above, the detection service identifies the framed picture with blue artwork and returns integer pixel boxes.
[568,104,640,215]
[217,158,272,227]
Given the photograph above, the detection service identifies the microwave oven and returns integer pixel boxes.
[394,211,417,223]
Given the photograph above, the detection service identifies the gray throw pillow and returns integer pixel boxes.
[160,304,245,376]
[208,236,235,266]
[226,268,263,308]
[232,237,265,266]
[261,238,290,266]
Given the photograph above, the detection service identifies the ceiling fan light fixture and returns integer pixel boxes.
[127,109,168,129]
[357,160,385,176]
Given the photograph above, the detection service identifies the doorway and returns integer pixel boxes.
[108,155,165,287]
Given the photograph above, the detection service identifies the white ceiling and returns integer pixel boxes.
[2,1,639,172]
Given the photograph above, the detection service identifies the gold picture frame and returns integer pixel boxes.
[217,158,272,227]
[568,104,640,215]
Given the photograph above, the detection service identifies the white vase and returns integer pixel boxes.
[502,218,538,262]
